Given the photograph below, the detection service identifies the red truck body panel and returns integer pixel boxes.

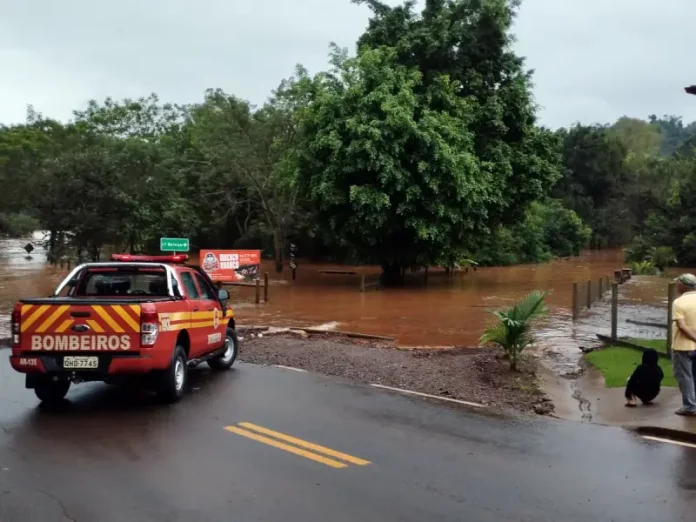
[9,260,235,379]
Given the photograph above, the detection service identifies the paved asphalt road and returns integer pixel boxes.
[0,355,695,521]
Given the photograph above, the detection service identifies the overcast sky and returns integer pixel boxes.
[1,0,695,128]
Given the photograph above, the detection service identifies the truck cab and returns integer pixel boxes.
[9,254,238,404]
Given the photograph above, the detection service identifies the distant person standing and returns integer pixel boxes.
[671,274,696,416]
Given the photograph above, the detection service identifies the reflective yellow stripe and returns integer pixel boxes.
[21,305,50,332]
[55,319,73,333]
[191,311,214,320]
[112,305,140,332]
[92,306,124,333]
[35,305,70,333]
[129,305,141,316]
[170,322,191,331]
[86,320,104,333]
[190,320,215,328]
[168,312,189,322]
[21,304,32,314]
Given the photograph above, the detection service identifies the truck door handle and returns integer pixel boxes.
[193,307,199,312]
[207,308,214,311]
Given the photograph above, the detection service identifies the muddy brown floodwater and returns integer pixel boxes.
[0,237,678,375]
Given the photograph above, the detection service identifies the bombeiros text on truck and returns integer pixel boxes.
[9,254,239,404]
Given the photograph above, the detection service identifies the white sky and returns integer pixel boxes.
[1,0,695,128]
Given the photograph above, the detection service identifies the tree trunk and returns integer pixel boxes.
[273,228,284,273]
[381,262,404,286]
[509,349,518,371]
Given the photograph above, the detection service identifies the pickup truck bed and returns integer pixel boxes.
[9,255,238,405]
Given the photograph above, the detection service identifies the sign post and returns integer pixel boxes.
[160,238,189,254]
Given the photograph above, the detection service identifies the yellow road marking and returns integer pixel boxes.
[112,305,140,332]
[21,305,50,332]
[35,305,70,333]
[228,422,371,468]
[92,305,124,333]
[86,320,104,333]
[225,426,347,468]
[55,319,74,333]
[239,422,371,466]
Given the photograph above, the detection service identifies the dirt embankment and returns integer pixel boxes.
[239,332,552,415]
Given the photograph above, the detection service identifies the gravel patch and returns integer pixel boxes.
[240,334,550,415]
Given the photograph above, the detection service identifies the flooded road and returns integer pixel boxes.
[0,238,677,374]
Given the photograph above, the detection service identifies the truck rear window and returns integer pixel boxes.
[76,269,169,297]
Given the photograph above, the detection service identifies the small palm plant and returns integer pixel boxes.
[479,291,549,371]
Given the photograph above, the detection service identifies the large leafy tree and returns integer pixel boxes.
[297,0,559,282]
[553,124,629,248]
[190,71,310,272]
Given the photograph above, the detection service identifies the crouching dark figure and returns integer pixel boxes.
[625,349,663,407]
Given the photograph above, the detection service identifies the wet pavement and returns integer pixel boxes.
[1,354,695,521]
[551,364,696,435]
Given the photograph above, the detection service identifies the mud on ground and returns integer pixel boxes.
[239,333,551,415]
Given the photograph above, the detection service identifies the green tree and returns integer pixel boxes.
[190,71,310,272]
[298,0,559,283]
[553,124,629,247]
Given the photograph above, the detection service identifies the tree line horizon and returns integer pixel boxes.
[1,0,694,283]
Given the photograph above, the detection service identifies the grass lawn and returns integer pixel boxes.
[585,347,677,388]
[626,338,667,354]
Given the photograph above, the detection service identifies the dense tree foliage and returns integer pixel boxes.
[24,0,696,280]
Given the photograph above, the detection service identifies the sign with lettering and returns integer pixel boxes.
[199,250,261,282]
[160,238,189,252]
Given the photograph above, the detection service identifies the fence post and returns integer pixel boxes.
[667,282,677,357]
[424,266,429,285]
[255,279,260,304]
[598,277,603,297]
[264,272,269,302]
[611,283,619,340]
[572,282,579,320]
[360,275,366,293]
[292,267,296,281]
[586,280,592,308]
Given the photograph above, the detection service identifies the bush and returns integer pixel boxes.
[631,260,658,275]
[0,213,39,238]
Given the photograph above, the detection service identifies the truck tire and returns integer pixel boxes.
[208,328,239,371]
[158,346,188,403]
[34,378,70,405]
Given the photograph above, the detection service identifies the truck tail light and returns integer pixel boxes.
[11,306,21,347]
[140,309,159,347]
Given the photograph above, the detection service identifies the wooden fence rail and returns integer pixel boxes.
[222,272,269,304]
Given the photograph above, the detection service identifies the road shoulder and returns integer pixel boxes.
[239,333,552,415]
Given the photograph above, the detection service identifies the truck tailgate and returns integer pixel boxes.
[19,302,141,353]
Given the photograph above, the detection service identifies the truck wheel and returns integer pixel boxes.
[208,328,239,371]
[34,378,70,404]
[158,346,188,403]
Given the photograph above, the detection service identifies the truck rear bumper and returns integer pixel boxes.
[9,352,169,376]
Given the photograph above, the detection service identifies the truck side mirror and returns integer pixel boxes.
[218,289,229,301]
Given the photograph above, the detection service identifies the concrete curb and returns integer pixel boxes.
[631,426,696,445]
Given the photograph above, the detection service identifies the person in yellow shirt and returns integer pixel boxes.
[671,273,696,416]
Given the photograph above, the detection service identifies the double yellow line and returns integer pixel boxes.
[225,422,371,469]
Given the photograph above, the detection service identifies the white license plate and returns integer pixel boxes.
[63,356,99,369]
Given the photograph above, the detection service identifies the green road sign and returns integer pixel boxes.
[160,237,189,252]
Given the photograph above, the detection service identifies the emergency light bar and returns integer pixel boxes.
[110,254,189,263]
